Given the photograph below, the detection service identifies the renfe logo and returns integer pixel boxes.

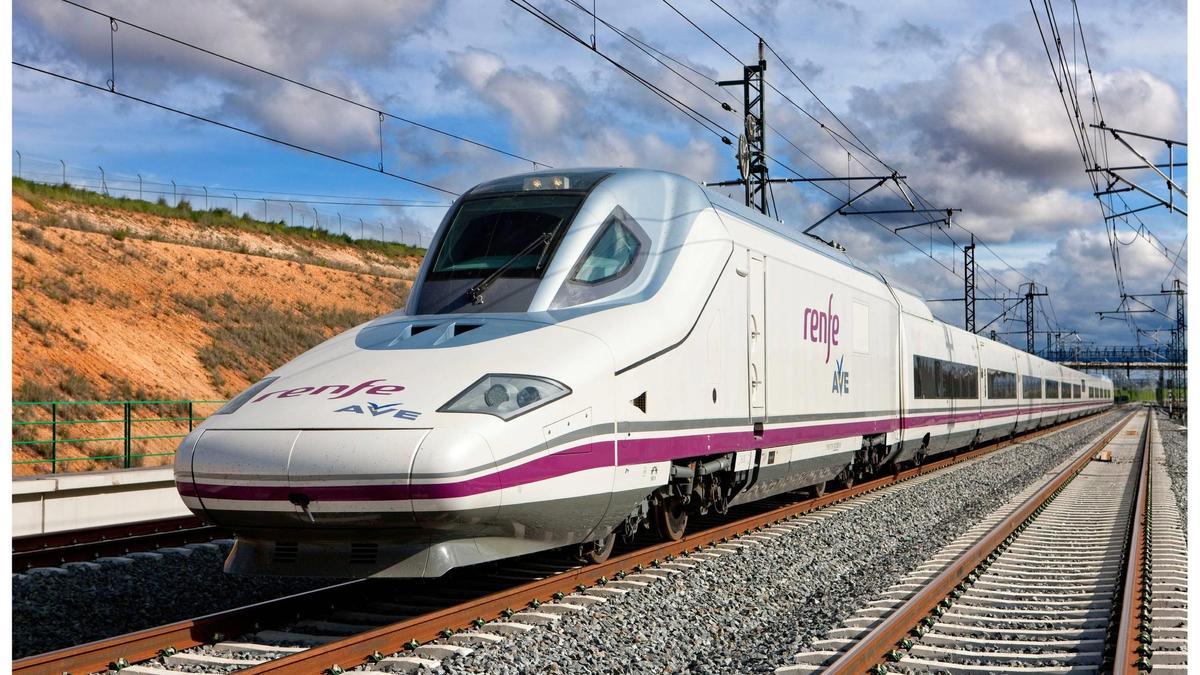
[803,294,840,363]
[251,379,405,403]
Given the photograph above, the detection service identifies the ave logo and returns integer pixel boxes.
[335,401,421,420]
[831,355,850,395]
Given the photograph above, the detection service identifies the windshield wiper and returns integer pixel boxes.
[467,232,553,305]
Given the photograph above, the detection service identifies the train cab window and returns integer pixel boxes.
[572,213,641,283]
[428,193,584,280]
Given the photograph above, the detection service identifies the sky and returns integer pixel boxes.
[10,0,1189,349]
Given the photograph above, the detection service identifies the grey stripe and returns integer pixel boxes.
[768,409,897,424]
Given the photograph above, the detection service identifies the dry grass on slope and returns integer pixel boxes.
[12,185,423,474]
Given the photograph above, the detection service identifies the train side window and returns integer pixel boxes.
[572,214,640,284]
[1022,375,1041,398]
[914,355,977,399]
[551,205,650,309]
[913,355,938,398]
[987,369,1016,399]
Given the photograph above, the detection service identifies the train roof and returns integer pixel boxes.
[481,167,935,311]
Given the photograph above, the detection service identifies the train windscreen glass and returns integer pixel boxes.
[429,194,583,280]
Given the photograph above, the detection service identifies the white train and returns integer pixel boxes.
[174,168,1113,578]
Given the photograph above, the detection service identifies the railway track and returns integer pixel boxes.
[780,407,1188,674]
[13,516,227,572]
[13,410,1122,675]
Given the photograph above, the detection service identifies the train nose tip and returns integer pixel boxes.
[183,428,429,529]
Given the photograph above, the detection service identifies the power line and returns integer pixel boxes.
[1029,0,1185,342]
[705,0,888,168]
[674,0,1035,328]
[55,0,551,170]
[508,0,737,142]
[12,61,461,197]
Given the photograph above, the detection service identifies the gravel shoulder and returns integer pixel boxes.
[1157,411,1188,536]
[433,410,1128,675]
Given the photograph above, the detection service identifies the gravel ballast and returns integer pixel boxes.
[1157,411,1188,535]
[431,410,1128,674]
[11,541,327,658]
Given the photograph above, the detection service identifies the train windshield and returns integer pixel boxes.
[428,194,584,280]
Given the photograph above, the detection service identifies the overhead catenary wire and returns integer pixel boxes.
[508,0,738,142]
[665,0,1041,335]
[1029,0,1185,343]
[12,62,461,197]
[54,0,552,170]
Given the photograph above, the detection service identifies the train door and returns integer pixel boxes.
[748,252,766,429]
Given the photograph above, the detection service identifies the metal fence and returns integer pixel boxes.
[13,151,438,247]
[12,399,226,474]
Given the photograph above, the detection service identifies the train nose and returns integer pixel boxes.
[183,428,429,530]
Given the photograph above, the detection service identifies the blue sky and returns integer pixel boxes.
[11,0,1188,350]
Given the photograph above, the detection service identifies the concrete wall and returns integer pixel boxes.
[13,467,191,537]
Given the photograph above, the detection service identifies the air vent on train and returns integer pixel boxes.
[632,392,647,413]
[453,322,482,337]
[410,324,438,336]
[349,542,379,565]
[273,541,299,564]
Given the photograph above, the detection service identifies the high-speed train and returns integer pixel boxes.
[174,168,1113,578]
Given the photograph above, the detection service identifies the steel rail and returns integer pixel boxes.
[13,516,226,571]
[822,408,1141,674]
[14,408,1115,675]
[1114,410,1153,673]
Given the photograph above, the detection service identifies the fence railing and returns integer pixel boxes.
[12,399,227,474]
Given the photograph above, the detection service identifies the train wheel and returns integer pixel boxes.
[654,497,688,541]
[810,481,827,498]
[578,531,617,565]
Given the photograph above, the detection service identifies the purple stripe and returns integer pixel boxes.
[187,402,1107,502]
[412,441,612,499]
[193,482,412,501]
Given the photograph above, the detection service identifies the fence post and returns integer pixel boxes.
[51,403,58,474]
[123,402,132,468]
[188,401,194,432]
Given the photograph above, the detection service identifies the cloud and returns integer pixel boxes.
[440,46,724,182]
[12,0,440,150]
[851,22,1184,185]
[446,48,581,138]
[875,20,947,51]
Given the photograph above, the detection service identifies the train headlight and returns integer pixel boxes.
[439,374,570,421]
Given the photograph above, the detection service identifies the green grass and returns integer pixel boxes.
[14,177,427,259]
